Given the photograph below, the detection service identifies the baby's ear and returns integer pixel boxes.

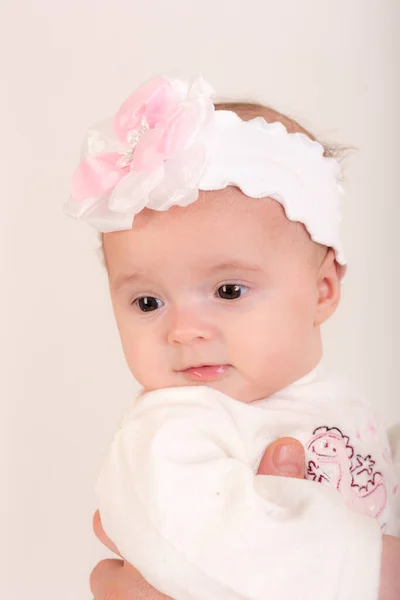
[314,249,341,326]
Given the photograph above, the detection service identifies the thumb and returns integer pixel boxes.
[257,437,305,478]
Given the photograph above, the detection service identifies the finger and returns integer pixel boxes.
[93,510,123,558]
[90,557,124,599]
[121,562,173,599]
[257,437,305,478]
[91,558,172,600]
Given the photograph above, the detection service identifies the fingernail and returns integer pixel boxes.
[272,444,304,476]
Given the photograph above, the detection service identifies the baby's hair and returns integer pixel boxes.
[97,101,350,267]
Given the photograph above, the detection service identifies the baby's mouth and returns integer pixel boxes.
[179,364,231,382]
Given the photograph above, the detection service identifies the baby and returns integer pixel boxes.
[66,76,400,600]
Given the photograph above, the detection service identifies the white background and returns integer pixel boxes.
[1,1,399,598]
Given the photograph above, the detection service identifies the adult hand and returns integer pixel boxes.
[90,437,305,599]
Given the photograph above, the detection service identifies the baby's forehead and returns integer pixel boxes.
[104,188,319,276]
[134,188,297,242]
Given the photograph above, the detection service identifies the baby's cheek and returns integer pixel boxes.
[239,307,306,377]
[122,343,142,379]
[230,318,276,372]
[128,340,172,389]
[120,335,151,379]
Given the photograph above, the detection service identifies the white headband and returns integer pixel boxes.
[66,75,346,268]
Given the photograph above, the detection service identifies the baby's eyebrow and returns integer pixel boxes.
[111,270,147,289]
[201,261,264,275]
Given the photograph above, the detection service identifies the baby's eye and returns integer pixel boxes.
[217,284,249,300]
[134,296,164,312]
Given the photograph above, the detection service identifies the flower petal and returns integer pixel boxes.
[130,127,165,172]
[144,84,180,128]
[65,190,134,232]
[164,143,208,187]
[147,181,199,211]
[81,118,124,157]
[70,153,127,201]
[146,144,207,210]
[108,167,165,215]
[159,104,198,158]
[113,77,178,143]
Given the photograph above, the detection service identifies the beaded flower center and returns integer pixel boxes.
[117,118,149,168]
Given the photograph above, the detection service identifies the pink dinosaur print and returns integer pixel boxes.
[306,426,387,519]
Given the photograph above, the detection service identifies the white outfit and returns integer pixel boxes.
[95,368,400,600]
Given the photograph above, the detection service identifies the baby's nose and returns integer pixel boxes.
[167,307,216,346]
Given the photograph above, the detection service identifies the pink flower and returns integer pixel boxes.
[68,76,215,230]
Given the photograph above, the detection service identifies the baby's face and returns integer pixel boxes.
[103,188,333,403]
